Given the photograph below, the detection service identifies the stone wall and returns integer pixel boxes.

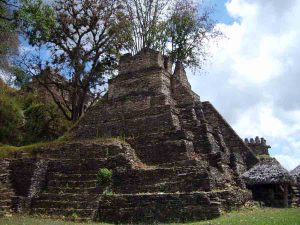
[244,137,270,156]
[97,193,221,223]
[0,159,14,215]
[202,102,258,172]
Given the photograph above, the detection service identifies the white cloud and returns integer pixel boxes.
[274,154,300,171]
[189,0,300,170]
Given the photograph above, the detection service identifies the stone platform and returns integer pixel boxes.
[0,49,258,223]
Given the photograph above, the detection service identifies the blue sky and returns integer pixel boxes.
[188,0,300,170]
[207,0,235,24]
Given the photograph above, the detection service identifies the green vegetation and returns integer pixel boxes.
[0,208,299,225]
[257,154,272,159]
[0,214,109,225]
[0,140,64,158]
[70,212,78,222]
[0,87,70,147]
[0,0,19,74]
[0,137,127,159]
[97,168,113,186]
[186,207,300,225]
[0,93,24,144]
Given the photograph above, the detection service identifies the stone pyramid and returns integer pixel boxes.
[69,48,258,221]
[0,48,258,223]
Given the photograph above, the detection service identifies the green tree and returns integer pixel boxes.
[0,93,23,145]
[124,0,220,69]
[167,0,220,69]
[123,0,170,54]
[0,0,19,74]
[21,95,70,144]
[17,0,128,121]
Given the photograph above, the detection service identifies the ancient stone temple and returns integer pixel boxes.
[0,49,259,223]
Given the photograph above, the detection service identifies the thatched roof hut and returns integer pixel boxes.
[243,158,294,186]
[290,165,300,206]
[291,165,300,184]
[242,158,294,207]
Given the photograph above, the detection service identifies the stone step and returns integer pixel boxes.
[31,207,96,220]
[0,205,11,211]
[0,200,11,207]
[97,193,221,223]
[31,199,98,209]
[47,160,107,173]
[46,187,99,194]
[47,180,98,189]
[47,172,97,181]
[113,167,211,193]
[34,193,99,202]
[36,142,129,160]
[41,152,108,159]
[0,192,14,200]
[0,186,13,192]
[0,174,10,180]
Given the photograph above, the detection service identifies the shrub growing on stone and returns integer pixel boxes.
[97,168,113,186]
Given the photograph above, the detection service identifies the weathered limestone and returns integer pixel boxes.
[1,49,259,223]
[72,49,257,169]
[69,49,258,221]
[0,159,14,216]
[244,136,270,156]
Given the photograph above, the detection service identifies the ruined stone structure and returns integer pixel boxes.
[0,159,15,216]
[0,49,259,223]
[244,137,270,156]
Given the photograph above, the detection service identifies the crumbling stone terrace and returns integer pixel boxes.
[1,49,259,223]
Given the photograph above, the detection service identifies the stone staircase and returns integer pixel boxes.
[0,159,14,215]
[113,164,212,194]
[291,185,300,206]
[30,160,101,220]
[98,193,221,223]
[29,141,137,221]
[25,140,226,222]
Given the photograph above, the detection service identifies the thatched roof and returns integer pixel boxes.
[291,165,300,184]
[242,158,294,186]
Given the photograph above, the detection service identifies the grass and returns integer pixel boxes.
[185,207,300,225]
[0,140,65,158]
[0,214,108,225]
[0,208,299,225]
[0,136,128,159]
[257,154,272,159]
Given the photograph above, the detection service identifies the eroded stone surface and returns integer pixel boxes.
[1,49,259,223]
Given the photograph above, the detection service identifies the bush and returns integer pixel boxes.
[0,88,71,146]
[22,100,70,144]
[97,168,113,186]
[0,94,23,145]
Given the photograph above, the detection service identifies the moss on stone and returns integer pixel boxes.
[0,140,64,158]
[257,154,271,159]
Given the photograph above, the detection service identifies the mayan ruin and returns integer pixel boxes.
[1,48,298,223]
[1,1,300,223]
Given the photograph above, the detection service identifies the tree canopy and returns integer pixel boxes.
[0,0,19,75]
[123,0,220,68]
[9,0,220,122]
[17,0,128,121]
